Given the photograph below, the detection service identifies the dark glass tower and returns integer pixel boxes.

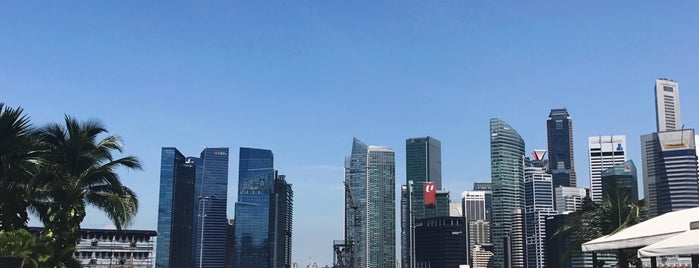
[547,108,577,187]
[156,148,196,268]
[234,148,294,268]
[403,137,441,268]
[490,118,525,267]
[193,148,229,268]
[601,160,639,203]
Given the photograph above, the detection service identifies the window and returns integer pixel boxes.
[664,86,674,92]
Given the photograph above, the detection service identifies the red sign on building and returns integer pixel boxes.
[424,182,436,208]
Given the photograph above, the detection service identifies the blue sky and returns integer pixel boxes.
[3,1,699,265]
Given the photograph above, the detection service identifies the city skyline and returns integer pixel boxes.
[5,2,699,265]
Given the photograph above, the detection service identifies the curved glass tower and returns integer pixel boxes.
[490,118,525,267]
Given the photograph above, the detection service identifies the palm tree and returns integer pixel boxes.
[555,186,647,268]
[33,116,141,267]
[0,229,52,268]
[0,103,37,231]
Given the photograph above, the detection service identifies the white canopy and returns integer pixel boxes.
[582,207,699,252]
[637,229,699,257]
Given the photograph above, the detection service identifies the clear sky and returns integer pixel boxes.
[3,1,699,266]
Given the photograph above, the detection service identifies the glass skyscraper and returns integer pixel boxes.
[345,138,395,268]
[193,148,229,268]
[547,108,576,188]
[402,137,441,268]
[524,167,557,268]
[233,147,293,268]
[156,148,196,268]
[490,118,525,268]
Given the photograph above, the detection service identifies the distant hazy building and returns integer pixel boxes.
[234,148,293,268]
[449,202,463,217]
[547,108,577,187]
[588,135,627,201]
[490,118,526,267]
[555,186,586,214]
[601,160,639,202]
[156,148,196,268]
[654,78,681,132]
[414,217,468,268]
[345,138,395,268]
[641,129,699,217]
[524,167,557,268]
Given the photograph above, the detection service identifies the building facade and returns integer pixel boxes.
[473,182,493,224]
[508,209,525,268]
[601,160,639,202]
[641,129,699,217]
[345,138,395,268]
[193,148,230,268]
[524,167,557,268]
[156,147,196,268]
[414,217,468,268]
[74,229,157,267]
[554,186,586,214]
[403,137,441,268]
[490,118,525,267]
[655,78,681,132]
[547,108,577,187]
[588,135,627,201]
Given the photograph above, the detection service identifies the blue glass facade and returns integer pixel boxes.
[156,148,196,268]
[234,148,275,268]
[193,148,229,268]
[546,108,577,187]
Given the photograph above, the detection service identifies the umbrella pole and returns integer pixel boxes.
[691,255,698,268]
[650,257,657,268]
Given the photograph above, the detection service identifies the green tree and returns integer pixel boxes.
[556,187,647,268]
[0,103,37,231]
[33,116,141,267]
[0,229,52,268]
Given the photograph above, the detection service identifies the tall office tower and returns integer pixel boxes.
[547,108,577,187]
[469,220,491,246]
[554,186,586,214]
[156,148,196,268]
[234,148,294,268]
[524,167,557,268]
[508,209,525,268]
[414,217,468,268]
[654,78,681,132]
[472,244,495,268]
[601,160,639,202]
[400,185,409,268]
[473,182,493,224]
[192,148,229,268]
[641,130,699,217]
[403,136,441,268]
[588,135,627,201]
[490,118,525,267]
[462,190,488,266]
[345,138,395,268]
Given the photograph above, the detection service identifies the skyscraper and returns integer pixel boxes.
[547,108,576,187]
[414,217,468,268]
[193,148,229,268]
[345,138,395,268]
[234,148,294,268]
[654,78,681,132]
[490,118,525,267]
[156,148,196,268]
[554,186,586,214]
[473,182,493,224]
[403,136,441,268]
[641,130,699,217]
[600,160,639,203]
[508,209,525,268]
[524,167,557,268]
[462,190,489,267]
[588,135,627,201]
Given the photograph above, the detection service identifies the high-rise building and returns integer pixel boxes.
[524,167,557,268]
[473,182,493,224]
[414,217,468,268]
[155,148,197,268]
[641,129,699,217]
[449,202,463,217]
[192,148,229,268]
[403,136,441,268]
[472,244,495,268]
[345,138,395,268]
[462,190,489,266]
[554,186,586,214]
[601,160,639,202]
[234,148,294,268]
[508,209,525,268]
[156,147,229,268]
[490,118,525,267]
[588,135,627,201]
[547,108,577,187]
[654,78,681,132]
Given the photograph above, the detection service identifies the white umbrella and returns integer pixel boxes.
[638,229,699,257]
